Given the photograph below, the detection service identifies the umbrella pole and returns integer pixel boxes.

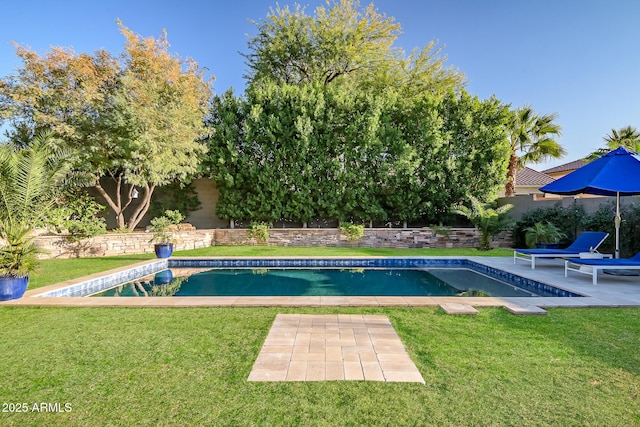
[615,192,621,258]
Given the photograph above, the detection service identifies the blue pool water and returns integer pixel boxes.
[36,258,582,298]
[92,268,536,297]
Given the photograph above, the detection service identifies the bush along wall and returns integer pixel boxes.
[513,201,640,257]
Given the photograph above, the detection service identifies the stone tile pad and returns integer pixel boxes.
[439,303,479,315]
[503,304,548,315]
[248,314,425,383]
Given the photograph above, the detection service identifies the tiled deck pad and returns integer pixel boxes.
[248,314,425,383]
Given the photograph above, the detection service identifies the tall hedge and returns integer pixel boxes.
[205,83,510,225]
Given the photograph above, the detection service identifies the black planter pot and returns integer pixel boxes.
[154,243,174,258]
[0,275,29,301]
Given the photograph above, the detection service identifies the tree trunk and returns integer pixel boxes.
[94,177,155,230]
[504,152,519,197]
[127,184,155,230]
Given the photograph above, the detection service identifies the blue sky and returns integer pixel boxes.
[2,0,639,170]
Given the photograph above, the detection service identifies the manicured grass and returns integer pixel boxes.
[0,306,638,426]
[10,246,638,425]
[28,254,156,290]
[29,246,514,289]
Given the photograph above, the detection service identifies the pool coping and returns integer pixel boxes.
[2,256,640,313]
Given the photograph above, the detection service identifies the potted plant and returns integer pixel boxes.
[524,221,566,249]
[0,133,71,300]
[148,210,184,258]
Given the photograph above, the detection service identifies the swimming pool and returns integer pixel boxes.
[35,257,582,298]
[91,267,537,297]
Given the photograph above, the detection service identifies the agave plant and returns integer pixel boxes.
[0,132,72,277]
[454,196,514,251]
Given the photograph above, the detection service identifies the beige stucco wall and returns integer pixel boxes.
[184,179,229,229]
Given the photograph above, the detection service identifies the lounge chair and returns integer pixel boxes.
[513,231,610,269]
[565,252,640,285]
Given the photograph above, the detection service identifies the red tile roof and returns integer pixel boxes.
[542,160,587,174]
[516,167,555,186]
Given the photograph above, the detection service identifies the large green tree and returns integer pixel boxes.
[504,106,565,197]
[0,22,211,229]
[244,0,464,94]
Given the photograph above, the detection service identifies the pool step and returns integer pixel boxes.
[439,303,479,315]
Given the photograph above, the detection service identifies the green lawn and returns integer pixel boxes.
[2,246,639,425]
[0,306,638,426]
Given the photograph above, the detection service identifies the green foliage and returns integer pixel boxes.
[148,209,184,244]
[523,221,566,248]
[0,22,211,230]
[244,0,465,95]
[0,228,40,277]
[604,126,640,151]
[454,196,514,251]
[339,222,365,241]
[149,181,201,220]
[246,222,270,244]
[585,126,640,161]
[41,192,107,243]
[580,201,640,257]
[513,202,585,248]
[0,132,71,276]
[514,200,640,257]
[206,85,510,225]
[505,106,565,196]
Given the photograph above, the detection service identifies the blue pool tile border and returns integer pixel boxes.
[35,260,168,297]
[35,257,581,298]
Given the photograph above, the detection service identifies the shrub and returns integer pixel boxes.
[339,222,365,241]
[42,193,107,243]
[523,222,566,248]
[247,222,270,244]
[513,202,584,248]
[582,201,640,257]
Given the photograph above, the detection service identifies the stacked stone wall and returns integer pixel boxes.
[33,228,512,259]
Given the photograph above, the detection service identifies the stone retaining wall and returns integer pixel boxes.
[35,229,215,259]
[34,227,512,259]
[213,228,511,249]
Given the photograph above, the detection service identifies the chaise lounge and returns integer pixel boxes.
[513,231,610,269]
[565,252,640,285]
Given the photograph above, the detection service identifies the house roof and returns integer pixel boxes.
[516,167,555,186]
[542,159,587,174]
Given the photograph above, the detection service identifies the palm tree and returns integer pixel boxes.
[604,126,640,151]
[0,132,71,277]
[454,196,514,251]
[504,106,565,196]
[583,126,640,162]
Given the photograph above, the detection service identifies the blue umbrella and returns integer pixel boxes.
[539,146,640,258]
